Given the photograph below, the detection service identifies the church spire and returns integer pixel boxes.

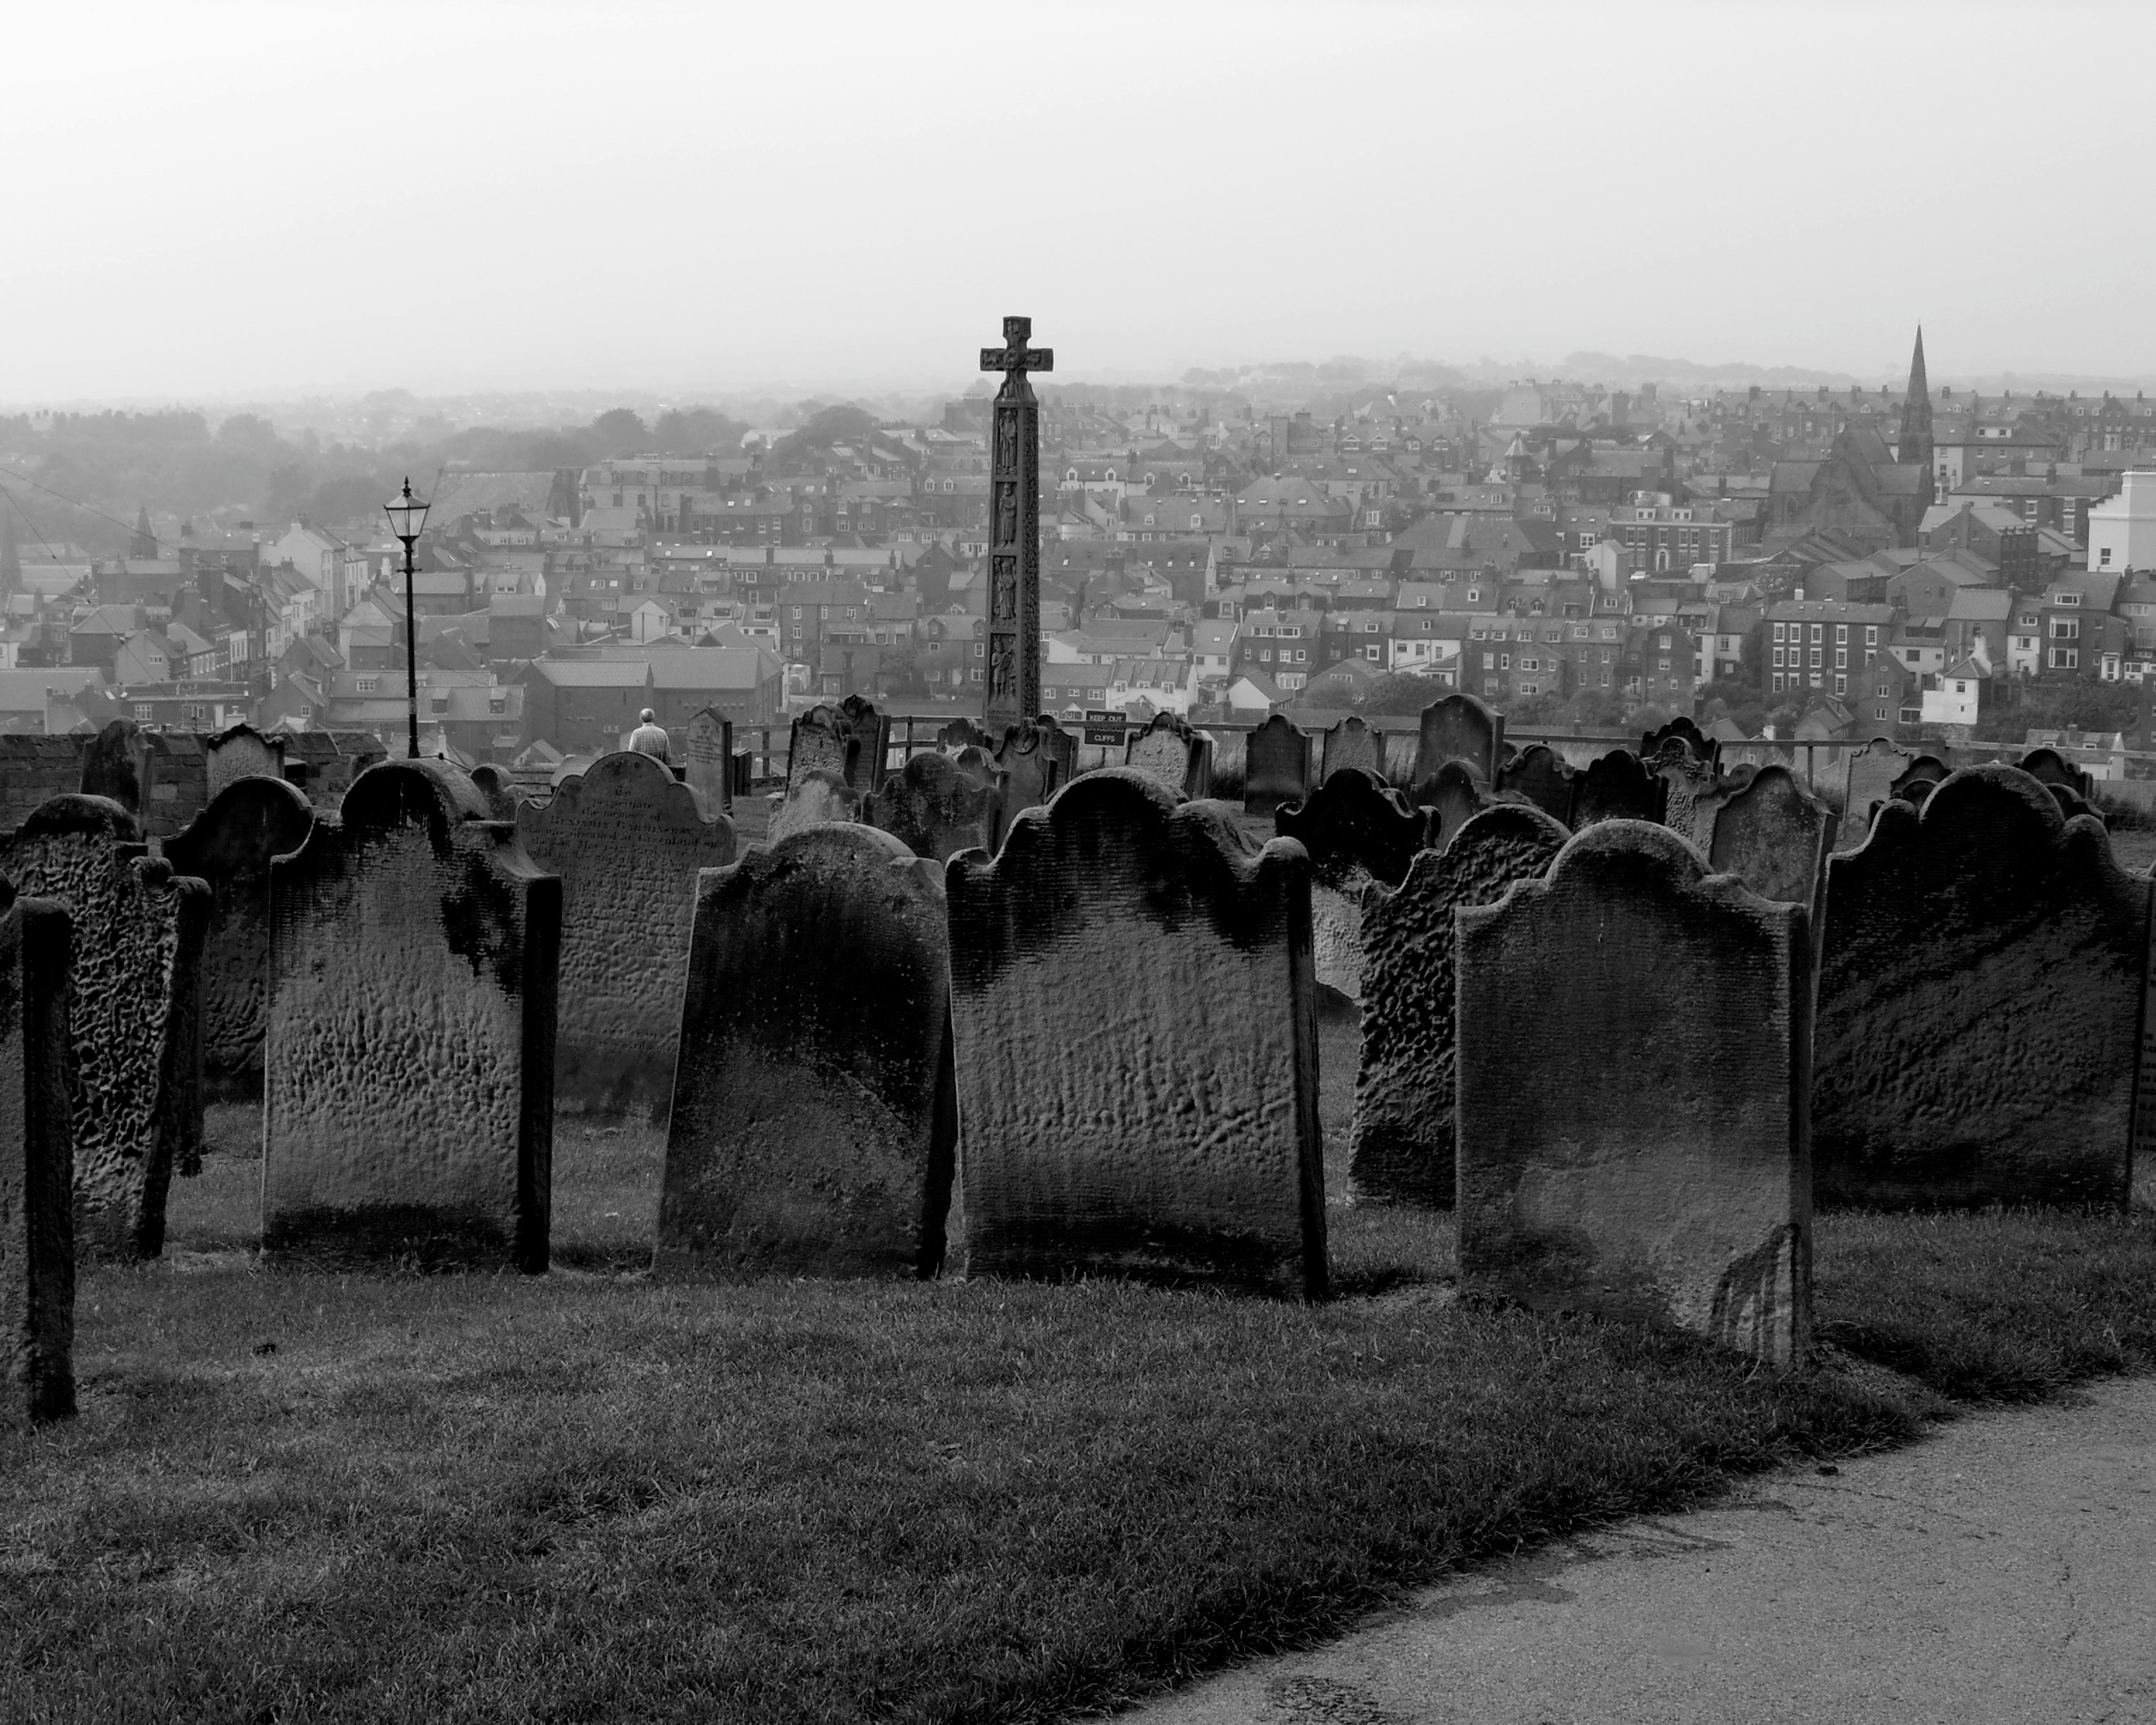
[1898,325,1933,472]
[130,503,157,561]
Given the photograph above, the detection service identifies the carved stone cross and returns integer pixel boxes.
[980,315,1053,381]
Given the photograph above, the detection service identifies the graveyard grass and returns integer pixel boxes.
[12,1111,2156,1722]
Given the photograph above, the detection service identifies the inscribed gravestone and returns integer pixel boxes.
[1648,738,1720,851]
[1275,767,1431,1002]
[1125,713,1213,798]
[0,879,75,1428]
[1840,737,1914,851]
[1241,714,1312,817]
[867,750,1005,863]
[786,705,860,793]
[516,750,736,1115]
[1815,764,2145,1209]
[769,770,864,841]
[1495,743,1577,825]
[204,724,285,800]
[1707,765,1838,916]
[1456,820,1811,1364]
[946,768,1326,1297]
[1353,803,1568,1206]
[1573,748,1664,827]
[0,796,209,1261]
[682,707,734,815]
[1412,693,1503,791]
[992,720,1060,821]
[655,825,955,1280]
[265,760,559,1270]
[165,778,317,1102]
[1320,714,1387,785]
[1642,715,1717,765]
[838,693,892,793]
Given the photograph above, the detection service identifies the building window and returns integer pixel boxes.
[1835,649,1847,669]
[357,677,378,693]
[2052,647,2079,669]
[1809,649,1822,669]
[1833,675,1847,696]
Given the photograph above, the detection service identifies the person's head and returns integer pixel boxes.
[640,708,655,723]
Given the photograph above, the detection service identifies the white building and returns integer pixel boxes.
[1919,657,1985,729]
[2088,471,2156,575]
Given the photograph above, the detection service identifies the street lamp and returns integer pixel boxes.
[383,476,430,758]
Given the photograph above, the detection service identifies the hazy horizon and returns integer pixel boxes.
[6,0,2152,404]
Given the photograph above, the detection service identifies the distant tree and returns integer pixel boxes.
[1504,688,1567,726]
[589,409,649,454]
[770,404,879,471]
[652,407,749,452]
[1695,676,1766,736]
[1974,675,2140,743]
[216,412,280,449]
[1557,688,1630,728]
[1353,672,1446,716]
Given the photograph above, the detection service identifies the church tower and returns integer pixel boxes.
[1897,326,1933,473]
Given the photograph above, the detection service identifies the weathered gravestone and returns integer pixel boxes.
[1425,759,1506,851]
[0,796,209,1261]
[265,760,559,1270]
[1647,737,1721,851]
[838,693,892,793]
[654,825,955,1280]
[2054,783,2103,825]
[0,878,76,1428]
[1707,765,1838,918]
[1275,767,1432,1003]
[1353,803,1568,1206]
[936,717,994,752]
[466,764,521,822]
[992,719,1062,820]
[1814,764,2145,1209]
[274,730,389,811]
[786,704,860,793]
[769,769,864,841]
[1241,714,1313,817]
[1032,715,1079,790]
[78,719,148,815]
[204,723,285,800]
[1320,714,1388,785]
[2019,746,2094,800]
[1495,743,1578,825]
[1839,737,1914,850]
[516,750,736,1115]
[1889,753,1950,808]
[946,768,1327,1297]
[1572,748,1666,828]
[681,707,734,815]
[164,777,317,1102]
[1642,715,1717,765]
[866,749,1005,863]
[1456,820,1811,1364]
[1124,712,1213,798]
[1411,693,1503,793]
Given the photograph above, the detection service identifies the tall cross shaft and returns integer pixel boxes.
[980,316,1050,732]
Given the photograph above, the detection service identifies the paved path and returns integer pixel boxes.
[1120,1376,2156,1725]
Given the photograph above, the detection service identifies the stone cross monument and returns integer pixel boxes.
[979,315,1051,730]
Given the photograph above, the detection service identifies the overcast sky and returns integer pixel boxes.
[4,0,2150,404]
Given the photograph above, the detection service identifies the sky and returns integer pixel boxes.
[4,0,2151,404]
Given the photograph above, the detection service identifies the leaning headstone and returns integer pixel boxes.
[164,778,317,1103]
[1707,765,1838,917]
[655,825,955,1280]
[204,724,285,800]
[1495,743,1577,826]
[681,707,734,815]
[1125,712,1213,798]
[1572,748,1665,827]
[2019,747,2094,800]
[1241,714,1313,817]
[516,750,736,1115]
[1840,737,1915,850]
[264,760,559,1270]
[1647,737,1720,851]
[1354,803,1568,1206]
[946,769,1326,1297]
[466,764,521,822]
[1276,768,1432,1003]
[0,796,210,1261]
[1814,765,2145,1209]
[1320,714,1388,786]
[78,719,148,815]
[1456,820,1811,1364]
[867,750,1005,863]
[0,877,75,1429]
[1411,693,1503,791]
[769,769,864,841]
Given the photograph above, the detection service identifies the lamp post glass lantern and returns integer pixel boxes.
[384,477,430,759]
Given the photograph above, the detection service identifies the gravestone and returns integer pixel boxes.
[946,768,1326,1297]
[1495,743,1577,825]
[1889,753,1950,805]
[164,777,317,1102]
[1354,803,1568,1206]
[1125,712,1213,798]
[1241,714,1313,817]
[2019,746,2094,799]
[274,731,389,810]
[1425,760,1504,851]
[838,693,892,793]
[992,719,1062,822]
[1707,765,1838,918]
[1815,764,2145,1209]
[1456,820,1811,1364]
[1320,714,1388,785]
[466,764,521,822]
[516,750,736,1115]
[1411,693,1503,791]
[1642,715,1718,767]
[0,796,210,1261]
[1276,768,1432,1003]
[866,750,1005,863]
[654,825,955,1280]
[1572,748,1665,827]
[1840,738,1915,850]
[1647,737,1720,851]
[1033,715,1079,791]
[0,878,75,1428]
[78,719,149,815]
[937,717,994,752]
[204,723,285,800]
[769,769,865,841]
[786,705,860,793]
[2054,783,2103,825]
[264,760,559,1270]
[682,707,735,815]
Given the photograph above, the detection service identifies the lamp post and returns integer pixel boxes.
[383,477,430,759]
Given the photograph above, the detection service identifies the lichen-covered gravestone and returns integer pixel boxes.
[769,769,864,841]
[265,760,559,1270]
[1573,748,1664,827]
[1707,765,1838,917]
[1124,713,1213,798]
[1411,693,1503,793]
[1320,714,1387,784]
[654,825,955,1280]
[1456,821,1812,1364]
[1815,765,2146,1209]
[204,723,285,800]
[1648,738,1721,851]
[946,769,1326,1297]
[865,750,1005,863]
[786,705,862,793]
[164,777,317,1102]
[0,796,209,1261]
[516,750,736,1115]
[1354,803,1568,1207]
[682,708,735,815]
[1495,743,1577,826]
[1241,714,1312,817]
[0,878,76,1428]
[1275,767,1430,1003]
